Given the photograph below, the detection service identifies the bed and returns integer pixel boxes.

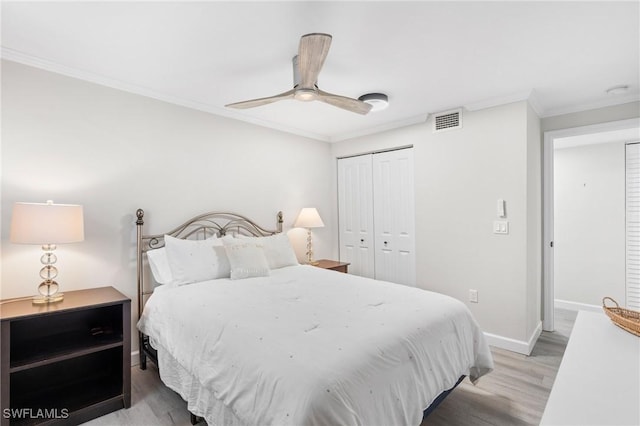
[135,209,493,426]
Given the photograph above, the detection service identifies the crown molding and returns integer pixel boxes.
[463,89,546,117]
[463,90,534,112]
[526,89,544,117]
[329,114,428,142]
[539,93,640,118]
[1,48,331,142]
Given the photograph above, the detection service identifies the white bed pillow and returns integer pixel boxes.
[164,235,230,285]
[146,248,173,285]
[223,240,270,280]
[237,234,299,269]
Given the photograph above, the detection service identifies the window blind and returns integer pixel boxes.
[625,142,640,310]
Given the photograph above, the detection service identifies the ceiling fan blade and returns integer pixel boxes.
[298,33,332,89]
[225,89,295,109]
[317,90,373,115]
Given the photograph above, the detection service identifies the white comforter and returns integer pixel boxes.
[138,265,493,426]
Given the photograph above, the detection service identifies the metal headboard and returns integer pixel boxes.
[135,208,283,320]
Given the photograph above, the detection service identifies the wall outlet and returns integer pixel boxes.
[469,289,478,303]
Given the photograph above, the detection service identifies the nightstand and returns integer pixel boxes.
[314,259,350,273]
[0,287,131,426]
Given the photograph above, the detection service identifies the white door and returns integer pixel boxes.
[373,149,416,286]
[338,155,375,278]
[626,142,640,310]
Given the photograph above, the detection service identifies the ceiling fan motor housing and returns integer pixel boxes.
[292,55,318,90]
[292,56,318,100]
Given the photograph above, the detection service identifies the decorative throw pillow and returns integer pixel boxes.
[237,234,299,269]
[164,235,230,285]
[223,240,270,280]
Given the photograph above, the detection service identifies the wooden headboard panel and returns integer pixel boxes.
[135,209,283,319]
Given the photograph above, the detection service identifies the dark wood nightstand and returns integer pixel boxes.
[0,286,131,426]
[314,259,350,273]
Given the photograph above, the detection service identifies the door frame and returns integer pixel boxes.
[543,117,640,331]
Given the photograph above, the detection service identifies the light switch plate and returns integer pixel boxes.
[493,220,509,234]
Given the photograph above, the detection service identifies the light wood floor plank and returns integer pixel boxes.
[423,309,577,426]
[84,309,577,426]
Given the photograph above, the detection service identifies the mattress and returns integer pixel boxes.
[137,265,493,426]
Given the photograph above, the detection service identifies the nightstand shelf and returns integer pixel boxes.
[10,348,124,422]
[1,287,131,426]
[314,259,350,273]
[10,340,123,373]
[10,303,124,370]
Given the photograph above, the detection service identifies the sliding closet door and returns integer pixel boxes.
[338,155,375,278]
[626,142,640,310]
[373,149,416,286]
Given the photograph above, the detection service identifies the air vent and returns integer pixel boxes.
[433,108,462,133]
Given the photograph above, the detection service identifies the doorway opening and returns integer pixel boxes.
[543,118,640,331]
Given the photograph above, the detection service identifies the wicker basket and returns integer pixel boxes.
[602,297,640,337]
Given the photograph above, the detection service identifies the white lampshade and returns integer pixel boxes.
[10,201,84,244]
[294,207,325,229]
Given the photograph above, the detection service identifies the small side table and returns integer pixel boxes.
[0,286,131,426]
[314,259,350,273]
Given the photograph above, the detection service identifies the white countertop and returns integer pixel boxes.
[540,310,640,426]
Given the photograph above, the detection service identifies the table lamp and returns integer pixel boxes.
[294,207,324,265]
[10,200,84,304]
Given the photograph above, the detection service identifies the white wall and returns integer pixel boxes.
[333,101,542,353]
[1,60,335,350]
[526,103,542,338]
[553,141,626,306]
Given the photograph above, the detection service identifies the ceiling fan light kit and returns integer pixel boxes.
[358,93,389,112]
[226,33,373,115]
[294,87,317,102]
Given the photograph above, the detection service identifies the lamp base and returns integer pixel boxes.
[32,293,64,304]
[308,260,320,266]
[34,279,63,304]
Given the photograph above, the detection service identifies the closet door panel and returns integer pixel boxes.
[357,246,376,279]
[396,154,416,288]
[396,249,413,287]
[373,149,416,286]
[374,248,394,282]
[373,155,396,281]
[338,155,375,278]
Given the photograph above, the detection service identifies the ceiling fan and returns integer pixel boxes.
[225,33,372,115]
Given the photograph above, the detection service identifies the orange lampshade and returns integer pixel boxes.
[10,201,84,244]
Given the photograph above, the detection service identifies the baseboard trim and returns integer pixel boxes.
[484,321,543,356]
[131,350,140,367]
[554,299,601,313]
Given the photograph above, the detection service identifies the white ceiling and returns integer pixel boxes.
[2,1,638,142]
